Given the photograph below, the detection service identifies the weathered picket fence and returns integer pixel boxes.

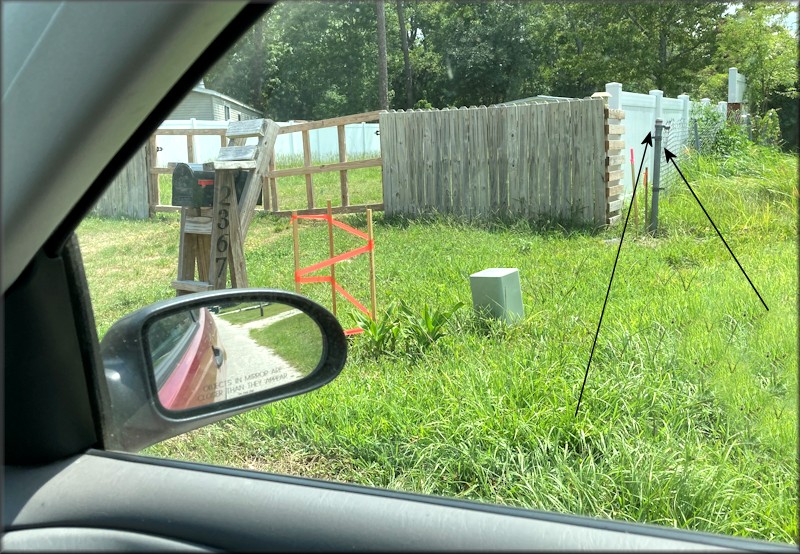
[379,98,609,225]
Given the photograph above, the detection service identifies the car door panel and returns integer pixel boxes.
[6,451,789,552]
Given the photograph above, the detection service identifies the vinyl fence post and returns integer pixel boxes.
[648,119,664,235]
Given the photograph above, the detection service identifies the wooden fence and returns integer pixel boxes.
[90,144,150,218]
[380,98,608,225]
[146,111,384,217]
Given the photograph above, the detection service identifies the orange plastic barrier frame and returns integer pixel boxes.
[292,203,377,336]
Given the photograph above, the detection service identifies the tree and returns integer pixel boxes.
[715,2,798,115]
[396,1,413,109]
[376,0,389,110]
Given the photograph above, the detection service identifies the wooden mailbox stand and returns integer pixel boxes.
[171,118,280,295]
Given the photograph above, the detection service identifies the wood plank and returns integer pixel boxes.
[216,145,258,161]
[444,108,455,212]
[267,158,382,178]
[525,104,539,220]
[427,110,444,213]
[434,108,452,213]
[303,130,314,209]
[177,208,191,281]
[606,153,626,166]
[338,124,349,207]
[605,124,625,135]
[606,184,624,197]
[271,203,384,217]
[277,110,382,134]
[147,137,159,215]
[487,106,499,214]
[406,110,424,216]
[506,105,520,218]
[477,106,490,217]
[171,280,213,293]
[608,199,623,213]
[184,216,212,235]
[607,214,621,225]
[396,111,411,216]
[226,172,248,288]
[534,103,549,221]
[496,106,508,215]
[156,128,227,136]
[203,160,257,171]
[208,171,234,289]
[226,118,268,139]
[574,100,587,221]
[379,112,395,215]
[422,110,435,212]
[607,109,625,120]
[592,99,607,225]
[238,120,280,236]
[269,157,279,212]
[451,106,469,216]
[606,169,624,182]
[197,234,210,283]
[153,205,181,213]
[516,104,530,218]
[186,134,195,164]
[574,101,587,222]
[547,103,559,219]
[605,140,625,151]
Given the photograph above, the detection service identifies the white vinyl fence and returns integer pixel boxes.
[156,119,381,166]
[605,67,745,196]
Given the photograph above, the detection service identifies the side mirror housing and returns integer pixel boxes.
[99,289,347,452]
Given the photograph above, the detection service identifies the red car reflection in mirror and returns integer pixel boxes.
[149,308,227,410]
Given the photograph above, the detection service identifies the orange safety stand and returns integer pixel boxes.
[292,201,377,335]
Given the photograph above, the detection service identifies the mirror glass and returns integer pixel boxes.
[146,301,324,411]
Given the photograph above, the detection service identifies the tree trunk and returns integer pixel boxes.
[252,16,267,112]
[396,1,413,109]
[376,0,389,110]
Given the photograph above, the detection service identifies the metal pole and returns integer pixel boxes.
[693,118,700,152]
[649,119,664,235]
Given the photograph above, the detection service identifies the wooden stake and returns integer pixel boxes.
[327,201,337,316]
[367,209,377,320]
[292,210,301,293]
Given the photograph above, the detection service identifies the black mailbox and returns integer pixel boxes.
[171,163,260,208]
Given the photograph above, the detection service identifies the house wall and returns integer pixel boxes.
[166,91,215,120]
[211,97,260,121]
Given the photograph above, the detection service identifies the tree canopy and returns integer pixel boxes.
[203,1,798,146]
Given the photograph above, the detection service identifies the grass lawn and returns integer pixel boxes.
[249,313,323,376]
[78,144,797,542]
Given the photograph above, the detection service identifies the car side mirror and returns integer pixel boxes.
[99,289,347,452]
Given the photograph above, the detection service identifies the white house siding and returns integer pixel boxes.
[211,96,260,121]
[166,92,215,120]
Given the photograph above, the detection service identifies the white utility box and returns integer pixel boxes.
[469,268,524,324]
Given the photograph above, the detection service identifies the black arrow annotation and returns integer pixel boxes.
[664,148,768,311]
[574,132,651,417]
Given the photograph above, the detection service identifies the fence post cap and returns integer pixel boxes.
[591,91,611,105]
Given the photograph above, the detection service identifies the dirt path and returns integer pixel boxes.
[212,315,303,400]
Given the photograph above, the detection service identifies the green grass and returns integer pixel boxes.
[249,313,323,376]
[218,303,293,325]
[157,153,383,210]
[78,143,798,543]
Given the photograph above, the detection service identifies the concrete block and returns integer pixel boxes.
[469,268,524,324]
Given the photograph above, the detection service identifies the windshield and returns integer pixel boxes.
[77,0,799,544]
